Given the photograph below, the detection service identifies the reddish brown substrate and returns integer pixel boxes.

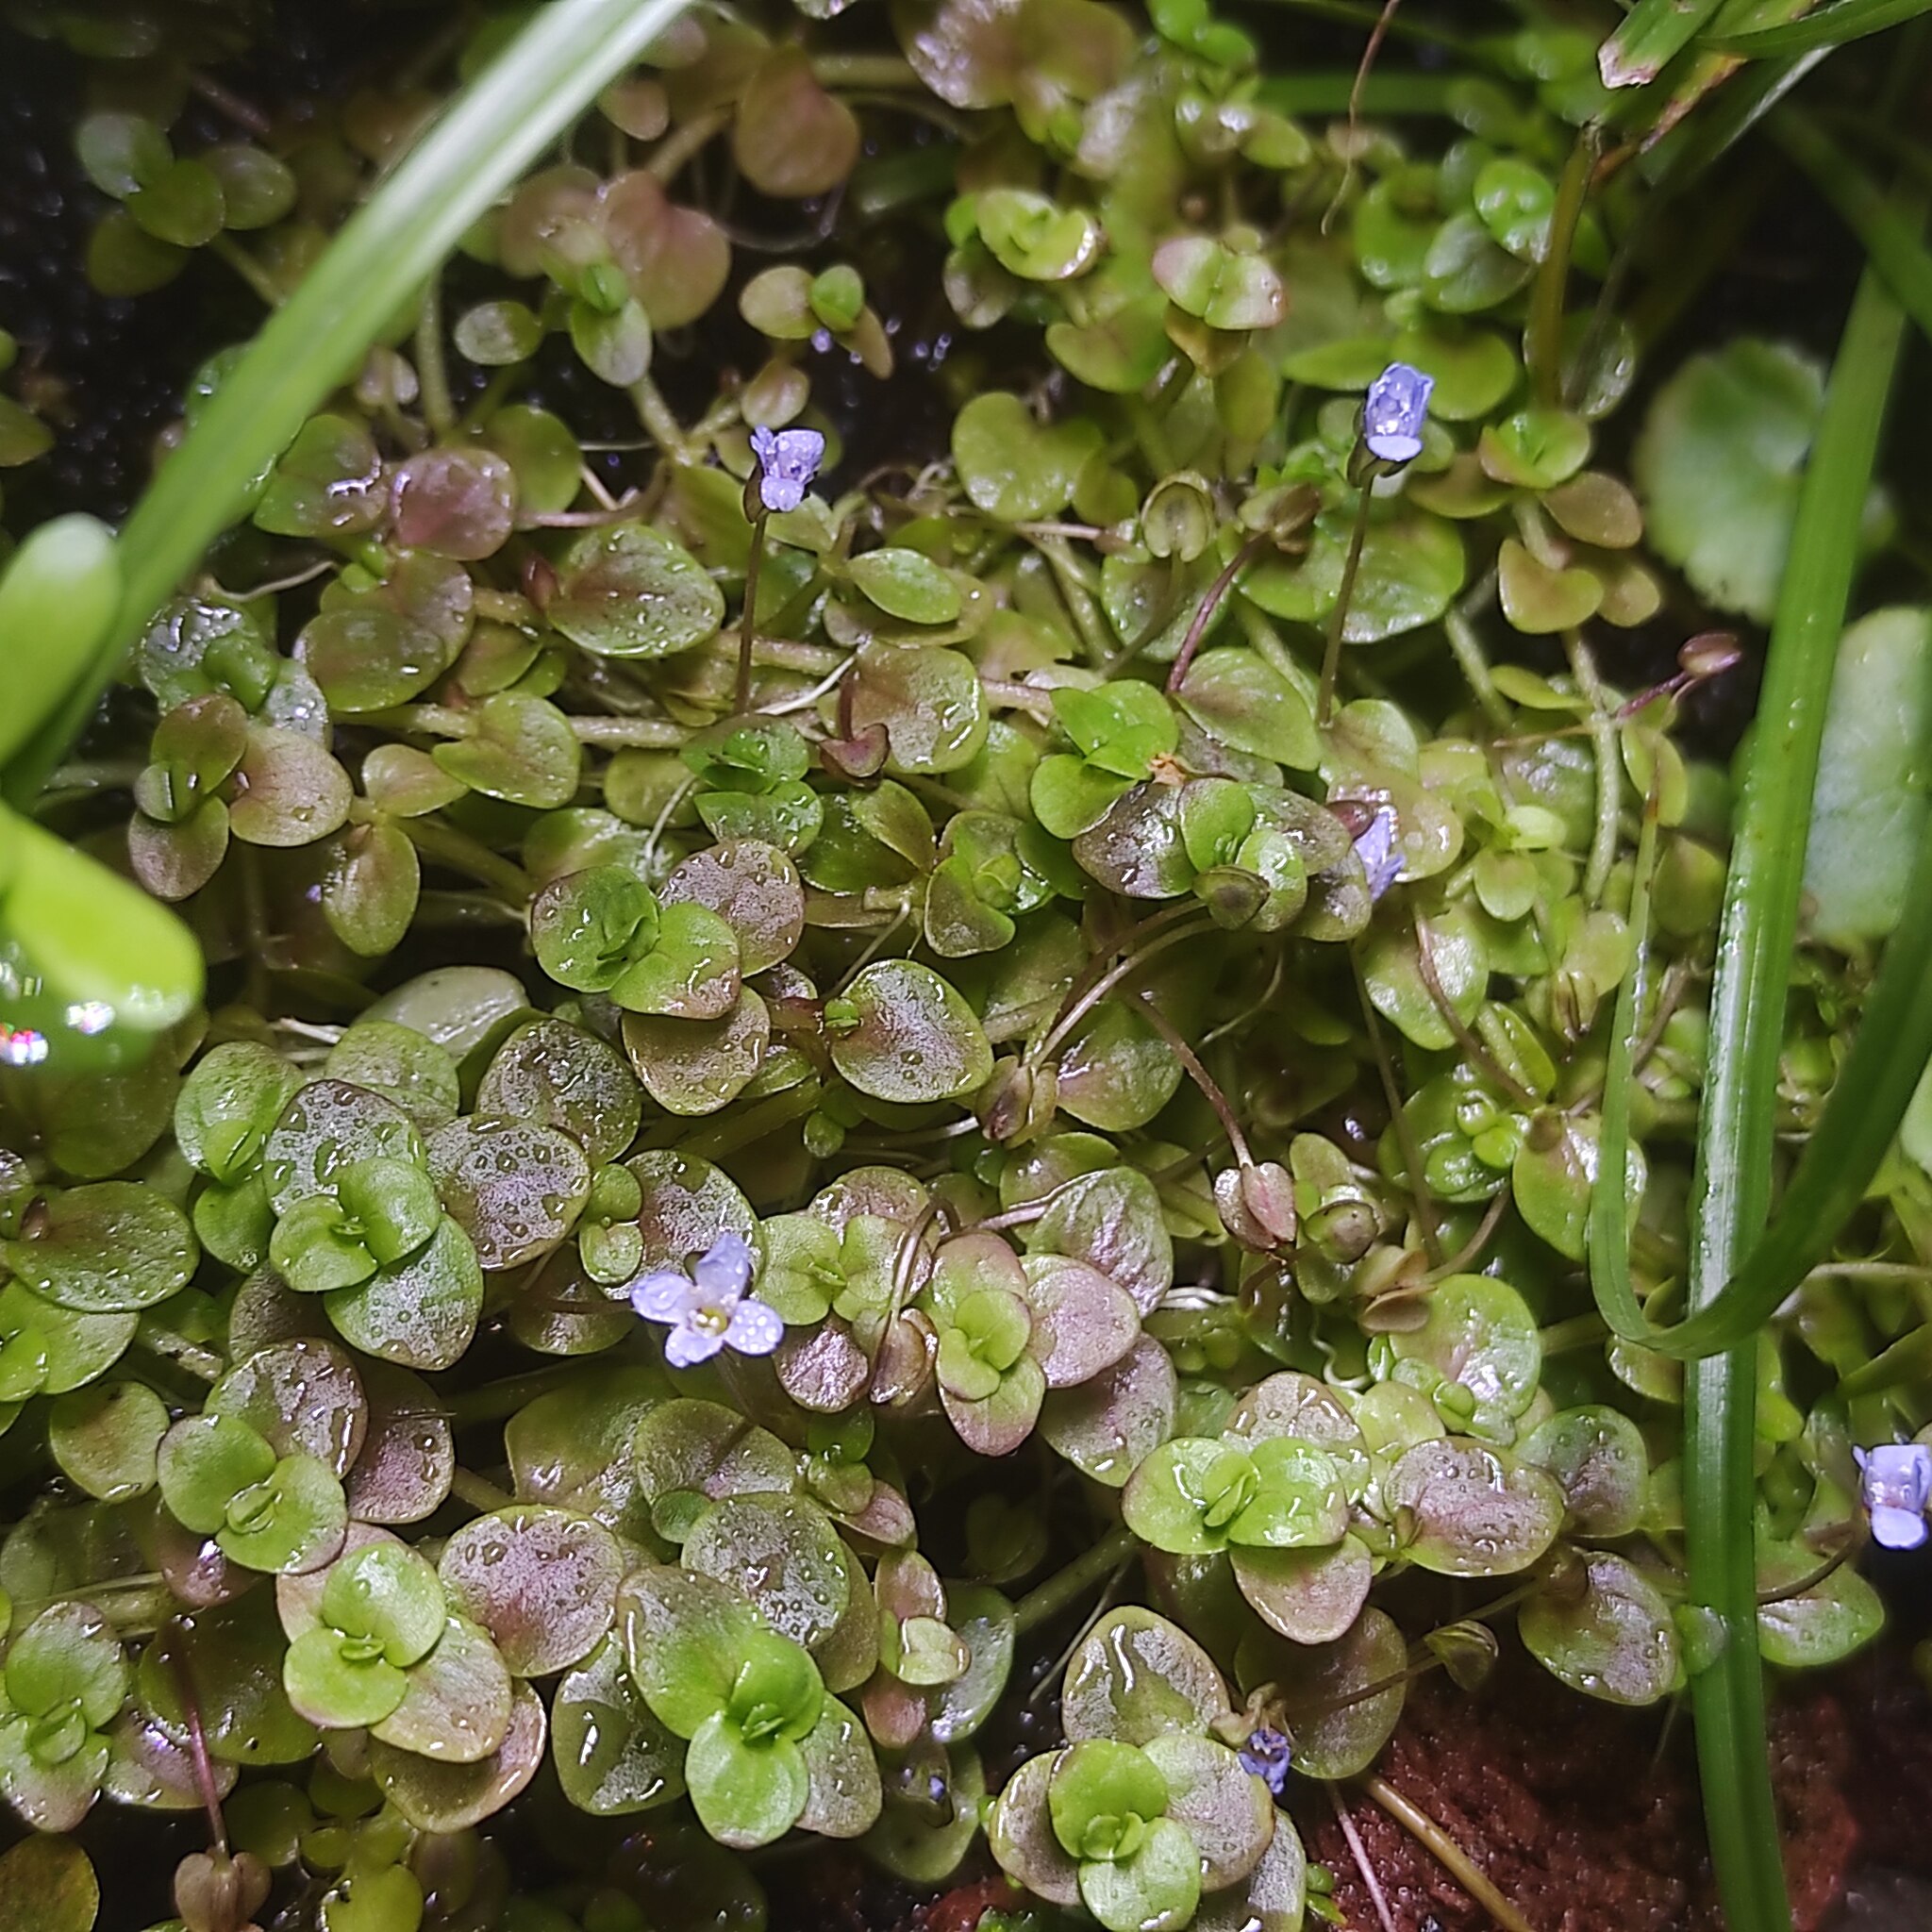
[1302,1654,1864,1932]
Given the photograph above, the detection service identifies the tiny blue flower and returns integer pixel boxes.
[632,1231,784,1369]
[750,425,826,514]
[1361,362,1433,466]
[1350,803,1402,902]
[1238,1726,1292,1799]
[1856,1442,1932,1550]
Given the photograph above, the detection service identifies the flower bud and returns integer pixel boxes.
[1215,1160,1296,1251]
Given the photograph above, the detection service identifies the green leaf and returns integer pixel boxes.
[847,643,990,775]
[477,1017,641,1165]
[685,1710,809,1848]
[126,157,225,248]
[432,692,581,808]
[0,515,121,775]
[532,865,660,992]
[0,808,203,1041]
[619,1564,762,1737]
[1152,236,1285,329]
[1078,1814,1202,1932]
[1600,0,1724,82]
[610,902,741,1019]
[0,1834,99,1932]
[324,1542,446,1665]
[325,1216,485,1371]
[369,1613,512,1761]
[6,1602,128,1731]
[548,524,724,658]
[1754,1542,1886,1666]
[1709,0,1932,53]
[282,1625,409,1729]
[847,549,963,624]
[268,1194,369,1295]
[1385,1437,1563,1574]
[176,1041,303,1182]
[1802,606,1932,944]
[827,960,993,1102]
[953,393,1104,524]
[1175,648,1318,767]
[1244,508,1465,643]
[369,1680,544,1831]
[977,190,1105,281]
[1520,1406,1648,1538]
[160,1413,278,1540]
[47,1379,167,1502]
[1049,1738,1170,1858]
[1061,1607,1230,1745]
[220,1452,349,1575]
[254,415,384,540]
[325,1023,461,1133]
[552,1630,685,1815]
[1634,338,1873,625]
[76,111,170,198]
[1520,1552,1679,1706]
[438,1506,621,1675]
[1390,1274,1541,1437]
[6,1183,196,1315]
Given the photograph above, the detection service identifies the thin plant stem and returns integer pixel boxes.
[1166,533,1273,692]
[1033,913,1214,1066]
[1318,489,1375,725]
[1412,914,1537,1106]
[209,235,283,308]
[168,1643,229,1857]
[1444,608,1510,728]
[449,1467,515,1513]
[570,716,687,748]
[1351,944,1443,1266]
[443,1366,575,1425]
[1330,1786,1398,1932]
[647,107,727,184]
[1526,127,1599,408]
[398,815,532,904]
[415,279,456,438]
[738,507,772,711]
[1567,632,1623,906]
[1539,1310,1609,1354]
[1134,990,1253,1164]
[1362,1776,1538,1932]
[1013,1524,1141,1637]
[1035,533,1115,664]
[1429,1188,1511,1280]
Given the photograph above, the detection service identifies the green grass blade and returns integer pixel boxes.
[1708,0,1932,58]
[4,0,691,810]
[1600,0,1729,89]
[1640,51,1827,187]
[1685,257,1910,1932]
[1592,148,1932,1366]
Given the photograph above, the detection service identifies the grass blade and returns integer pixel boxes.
[4,0,692,809]
[1684,257,1910,1932]
[1600,0,1729,90]
[1708,0,1932,58]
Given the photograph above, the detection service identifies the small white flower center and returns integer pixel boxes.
[691,1301,732,1337]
